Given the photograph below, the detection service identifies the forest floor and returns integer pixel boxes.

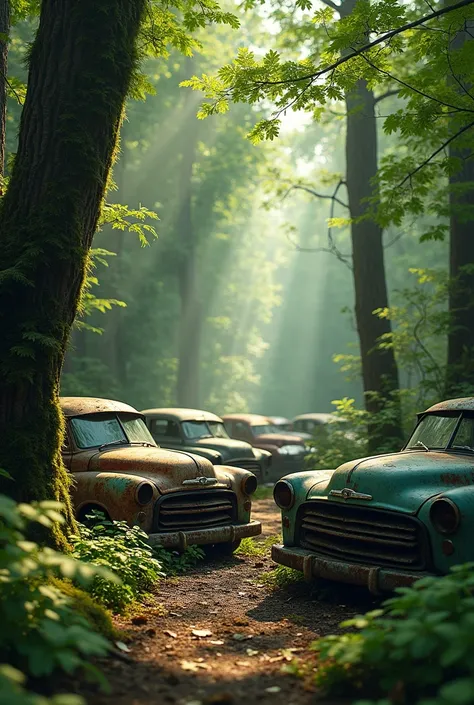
[81,498,378,705]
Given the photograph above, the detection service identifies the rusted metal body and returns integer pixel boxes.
[222,413,308,480]
[273,397,474,593]
[141,407,271,482]
[61,397,261,551]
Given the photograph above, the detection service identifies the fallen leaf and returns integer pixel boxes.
[115,641,131,653]
[170,612,182,617]
[181,661,199,672]
[233,617,249,626]
[265,687,281,694]
[246,648,259,656]
[192,629,213,638]
[210,640,224,645]
[235,660,250,667]
[232,633,253,641]
[237,592,246,596]
[164,630,177,639]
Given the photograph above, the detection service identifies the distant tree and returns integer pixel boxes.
[0,0,9,180]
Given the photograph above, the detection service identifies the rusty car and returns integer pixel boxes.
[141,407,271,483]
[222,413,308,480]
[61,397,261,553]
[272,397,474,593]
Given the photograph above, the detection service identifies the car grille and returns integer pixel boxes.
[297,501,425,569]
[154,490,237,532]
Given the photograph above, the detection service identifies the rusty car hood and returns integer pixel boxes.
[307,450,474,513]
[86,446,219,493]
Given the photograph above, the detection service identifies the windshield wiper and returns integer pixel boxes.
[99,439,128,450]
[450,445,474,453]
[412,440,429,451]
[128,442,155,447]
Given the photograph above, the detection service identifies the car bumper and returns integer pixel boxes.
[272,544,431,595]
[148,520,262,551]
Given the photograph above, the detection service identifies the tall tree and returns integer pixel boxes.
[0,0,145,538]
[0,0,9,181]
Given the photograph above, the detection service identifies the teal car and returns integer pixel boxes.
[272,397,474,594]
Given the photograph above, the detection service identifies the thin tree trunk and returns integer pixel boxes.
[0,0,145,542]
[341,0,402,452]
[0,0,9,182]
[446,18,474,395]
[176,72,201,407]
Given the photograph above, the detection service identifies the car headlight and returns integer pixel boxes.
[274,480,295,509]
[430,498,460,535]
[136,481,154,506]
[242,474,258,496]
[279,444,306,456]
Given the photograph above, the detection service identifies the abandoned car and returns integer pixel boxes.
[61,397,261,552]
[222,413,308,479]
[141,408,271,483]
[272,397,474,593]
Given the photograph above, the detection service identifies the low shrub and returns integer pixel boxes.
[313,563,474,705]
[152,544,204,575]
[0,493,115,702]
[70,517,163,612]
[235,534,281,557]
[259,565,302,589]
[50,579,117,640]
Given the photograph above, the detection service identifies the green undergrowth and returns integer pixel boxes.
[153,544,205,575]
[253,485,274,501]
[259,565,303,589]
[70,517,163,613]
[235,533,281,557]
[312,563,474,705]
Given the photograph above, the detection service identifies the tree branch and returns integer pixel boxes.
[255,0,474,87]
[374,89,399,104]
[282,183,349,209]
[397,119,474,188]
[319,0,341,11]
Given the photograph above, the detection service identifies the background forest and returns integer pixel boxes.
[4,6,451,432]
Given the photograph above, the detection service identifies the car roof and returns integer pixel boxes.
[222,413,272,425]
[292,413,338,423]
[268,416,290,424]
[422,397,474,414]
[141,407,223,423]
[60,397,140,417]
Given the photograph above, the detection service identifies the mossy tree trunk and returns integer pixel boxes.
[0,0,145,544]
[0,0,9,182]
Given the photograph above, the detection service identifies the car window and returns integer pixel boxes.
[208,421,229,438]
[406,413,460,450]
[234,421,252,440]
[252,424,279,435]
[450,416,474,451]
[120,415,156,445]
[70,414,126,449]
[182,420,212,440]
[152,419,180,439]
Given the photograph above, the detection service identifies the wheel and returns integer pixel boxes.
[204,539,241,557]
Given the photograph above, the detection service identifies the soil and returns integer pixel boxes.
[81,499,378,705]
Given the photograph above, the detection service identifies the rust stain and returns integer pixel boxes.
[440,472,474,486]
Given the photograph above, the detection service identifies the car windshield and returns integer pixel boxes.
[70,413,155,449]
[252,424,279,435]
[208,421,229,438]
[406,413,474,452]
[181,420,213,440]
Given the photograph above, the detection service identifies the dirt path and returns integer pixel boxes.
[82,499,377,705]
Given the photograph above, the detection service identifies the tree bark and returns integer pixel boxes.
[446,19,474,395]
[0,0,9,182]
[176,71,201,408]
[341,0,402,452]
[0,0,145,541]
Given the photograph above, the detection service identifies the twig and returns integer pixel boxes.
[282,183,349,209]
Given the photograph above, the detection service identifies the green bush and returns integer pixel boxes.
[0,664,83,705]
[70,517,163,612]
[152,544,204,575]
[313,563,474,705]
[0,493,115,702]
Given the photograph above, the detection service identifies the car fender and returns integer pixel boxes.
[72,471,158,532]
[418,485,474,573]
[276,470,334,545]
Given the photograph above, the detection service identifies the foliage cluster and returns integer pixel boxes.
[152,544,205,575]
[235,534,281,557]
[313,564,474,705]
[0,491,113,705]
[70,516,163,613]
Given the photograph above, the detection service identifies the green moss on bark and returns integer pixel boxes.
[0,0,146,547]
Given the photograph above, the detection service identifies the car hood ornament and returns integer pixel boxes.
[182,476,218,486]
[329,487,373,501]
